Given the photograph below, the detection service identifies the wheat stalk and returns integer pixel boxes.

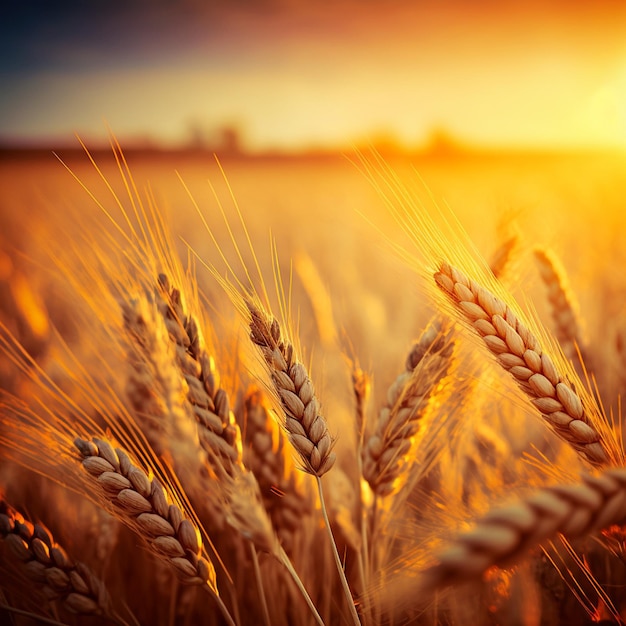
[434,261,615,467]
[420,467,626,590]
[362,321,454,496]
[534,248,585,362]
[223,456,326,626]
[0,499,122,622]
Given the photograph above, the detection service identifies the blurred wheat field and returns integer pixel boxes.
[1,145,626,625]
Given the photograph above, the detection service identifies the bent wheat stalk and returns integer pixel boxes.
[420,467,626,590]
[434,262,615,467]
[0,499,122,623]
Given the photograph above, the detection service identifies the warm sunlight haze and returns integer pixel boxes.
[3,1,626,152]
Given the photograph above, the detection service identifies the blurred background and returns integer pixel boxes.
[2,0,626,154]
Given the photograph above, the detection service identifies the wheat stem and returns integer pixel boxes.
[276,545,325,626]
[249,542,271,626]
[317,477,362,626]
[200,587,238,626]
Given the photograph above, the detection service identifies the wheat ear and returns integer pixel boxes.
[155,274,243,472]
[123,296,203,470]
[534,248,585,362]
[420,467,626,590]
[247,300,336,477]
[0,499,121,621]
[246,300,360,625]
[489,234,518,280]
[362,321,454,496]
[434,262,612,467]
[74,437,216,584]
[351,362,370,446]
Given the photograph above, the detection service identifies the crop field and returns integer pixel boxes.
[1,145,626,625]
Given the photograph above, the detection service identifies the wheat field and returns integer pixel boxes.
[1,142,626,625]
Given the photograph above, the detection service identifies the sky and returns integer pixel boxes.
[2,0,626,152]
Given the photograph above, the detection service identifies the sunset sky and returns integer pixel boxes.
[2,0,626,151]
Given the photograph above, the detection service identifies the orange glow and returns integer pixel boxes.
[3,2,626,152]
[10,273,49,340]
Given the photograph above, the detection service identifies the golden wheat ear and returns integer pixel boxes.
[154,274,243,473]
[362,320,455,497]
[489,233,519,280]
[245,299,361,625]
[247,300,336,477]
[434,261,620,467]
[74,436,217,588]
[419,467,626,591]
[0,498,124,623]
[534,247,586,364]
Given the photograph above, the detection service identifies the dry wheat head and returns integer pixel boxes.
[0,499,115,618]
[434,261,616,467]
[247,300,336,477]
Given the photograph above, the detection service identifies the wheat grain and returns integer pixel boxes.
[434,261,613,467]
[420,467,626,590]
[247,300,336,477]
[0,499,117,619]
